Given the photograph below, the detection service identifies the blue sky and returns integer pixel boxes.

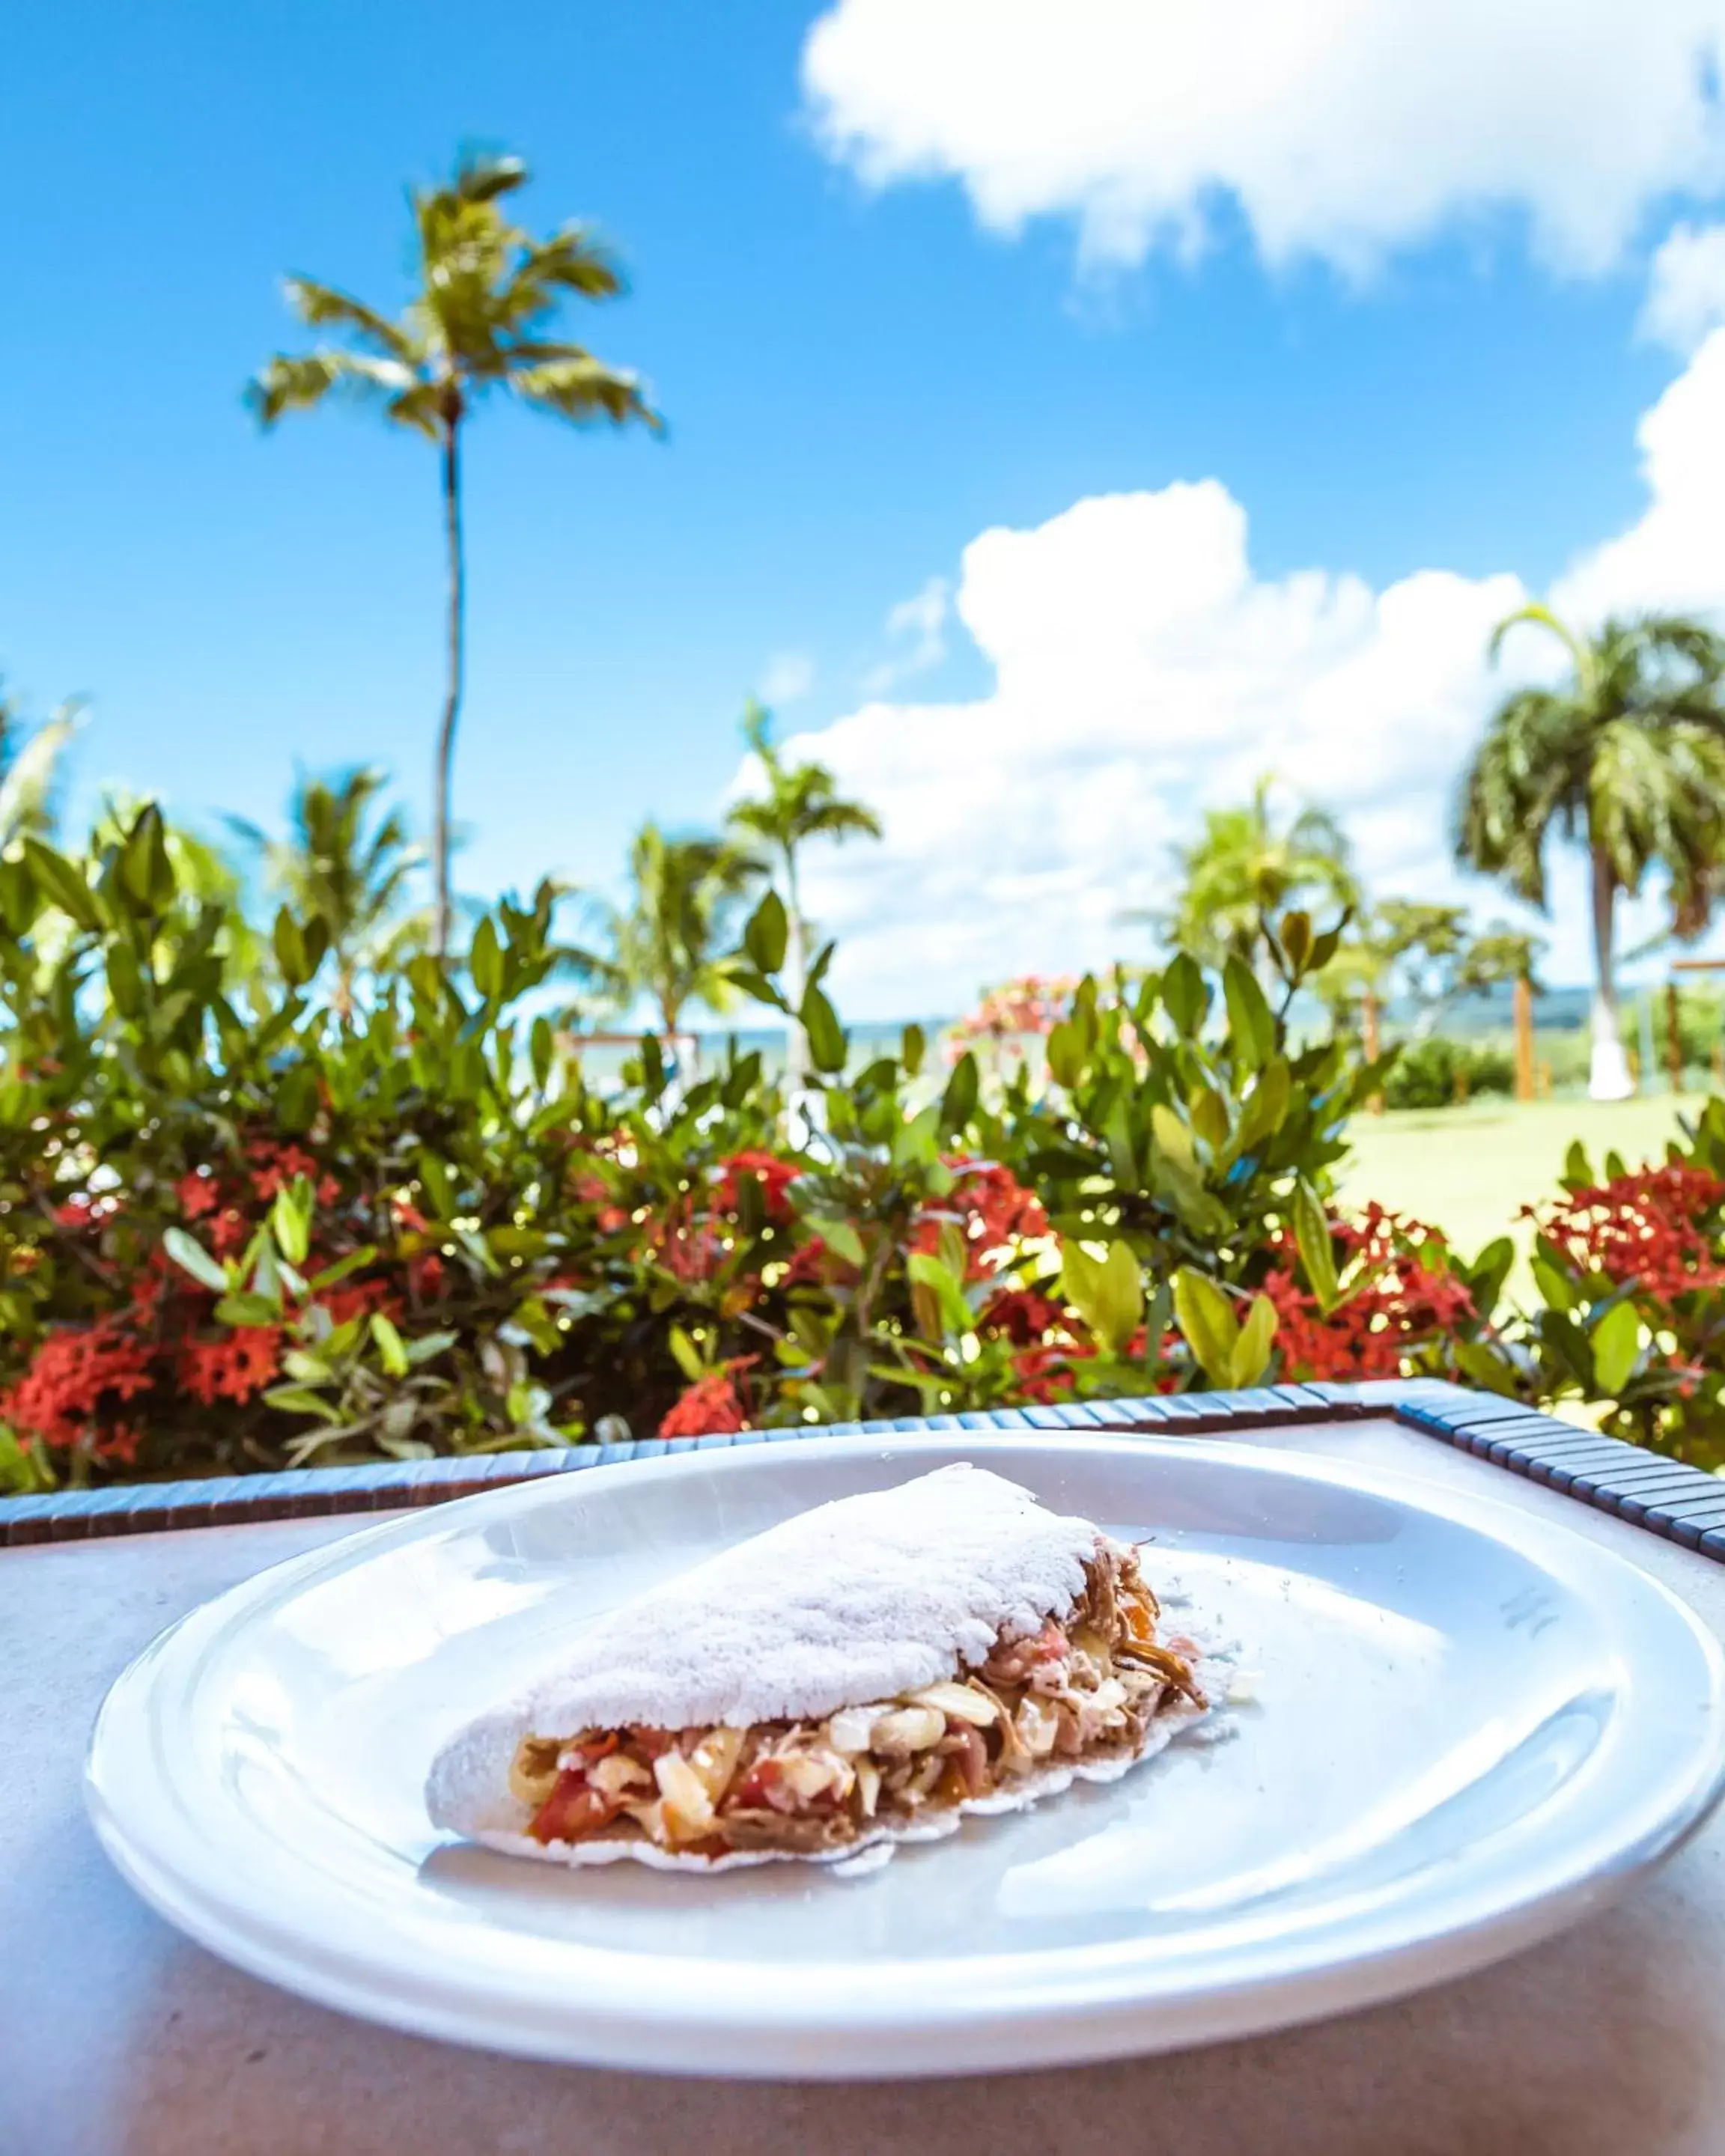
[5,1,1725,1014]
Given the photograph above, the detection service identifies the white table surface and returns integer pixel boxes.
[7,1413,1725,2156]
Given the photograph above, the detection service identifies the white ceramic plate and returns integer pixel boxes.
[87,1434,1725,2078]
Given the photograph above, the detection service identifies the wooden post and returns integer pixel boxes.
[1668,980,1685,1094]
[1363,988,1384,1115]
[1513,974,1535,1103]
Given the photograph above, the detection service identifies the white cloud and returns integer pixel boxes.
[1641,222,1725,352]
[1554,328,1725,621]
[863,575,950,692]
[761,338,1725,1019]
[759,651,815,706]
[803,0,1725,277]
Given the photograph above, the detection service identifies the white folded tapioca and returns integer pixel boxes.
[425,1463,1211,1872]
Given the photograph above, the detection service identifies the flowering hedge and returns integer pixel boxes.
[0,809,1717,1492]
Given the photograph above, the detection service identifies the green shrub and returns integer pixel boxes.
[1381,1036,1515,1109]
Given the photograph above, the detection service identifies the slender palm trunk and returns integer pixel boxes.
[1362,987,1383,1114]
[1589,841,1634,1100]
[432,421,464,960]
[783,842,809,1090]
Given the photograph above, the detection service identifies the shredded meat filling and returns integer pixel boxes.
[514,1544,1202,1858]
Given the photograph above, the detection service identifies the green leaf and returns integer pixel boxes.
[906,1249,973,1336]
[1189,1083,1229,1150]
[806,1216,866,1269]
[1292,1178,1341,1314]
[119,803,176,914]
[261,1386,342,1422]
[1229,1293,1278,1388]
[1530,1255,1579,1314]
[270,1175,313,1267]
[21,838,100,931]
[404,1329,458,1365]
[800,984,847,1074]
[305,1245,379,1293]
[531,1015,555,1090]
[1452,1339,1521,1398]
[1279,910,1313,973]
[900,1022,925,1079]
[215,1292,283,1327]
[743,889,788,975]
[668,1324,705,1382]
[1172,1268,1239,1388]
[1222,957,1276,1070]
[162,1226,231,1295]
[272,907,310,987]
[1562,1139,1593,1190]
[369,1312,410,1377]
[1461,1236,1515,1325]
[1233,1057,1292,1154]
[464,916,501,1000]
[1151,1102,1197,1175]
[939,1050,979,1135]
[1591,1300,1641,1396]
[1046,1020,1086,1090]
[1061,1238,1143,1354]
[1161,953,1209,1037]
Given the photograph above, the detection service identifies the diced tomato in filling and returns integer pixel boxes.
[531,1770,622,1845]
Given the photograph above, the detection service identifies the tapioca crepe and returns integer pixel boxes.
[426,1464,1215,1872]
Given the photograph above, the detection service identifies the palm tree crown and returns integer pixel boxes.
[1159,775,1357,971]
[230,768,427,1015]
[726,700,881,1083]
[249,150,661,957]
[1456,604,1725,1097]
[601,824,761,1045]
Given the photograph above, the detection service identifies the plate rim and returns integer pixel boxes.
[85,1431,1725,2077]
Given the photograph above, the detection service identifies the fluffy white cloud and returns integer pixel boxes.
[863,576,949,692]
[1554,329,1725,622]
[759,651,816,706]
[1641,222,1725,351]
[763,338,1725,1019]
[803,0,1725,275]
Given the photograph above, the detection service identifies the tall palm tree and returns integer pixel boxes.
[601,824,761,1049]
[1155,775,1357,975]
[725,700,882,1083]
[1457,606,1725,1100]
[249,150,662,957]
[229,768,428,1016]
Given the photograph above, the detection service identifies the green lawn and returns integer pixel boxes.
[1336,1092,1709,1266]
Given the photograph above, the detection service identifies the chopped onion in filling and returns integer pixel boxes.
[517,1541,1200,1858]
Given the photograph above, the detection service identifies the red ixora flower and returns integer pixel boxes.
[179,1327,282,1406]
[1,1320,156,1447]
[658,1358,756,1439]
[913,1159,1049,1281]
[1528,1165,1725,1302]
[1264,1202,1475,1383]
[717,1151,801,1225]
[246,1139,339,1208]
[177,1170,221,1219]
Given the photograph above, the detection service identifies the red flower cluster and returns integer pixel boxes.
[180,1327,282,1405]
[246,1139,339,1207]
[1,1320,155,1447]
[1530,1166,1725,1301]
[658,1359,755,1437]
[1265,1202,1474,1382]
[914,1160,1049,1282]
[717,1151,800,1224]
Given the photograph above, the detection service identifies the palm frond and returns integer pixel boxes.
[247,350,421,427]
[280,278,419,362]
[511,354,663,430]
